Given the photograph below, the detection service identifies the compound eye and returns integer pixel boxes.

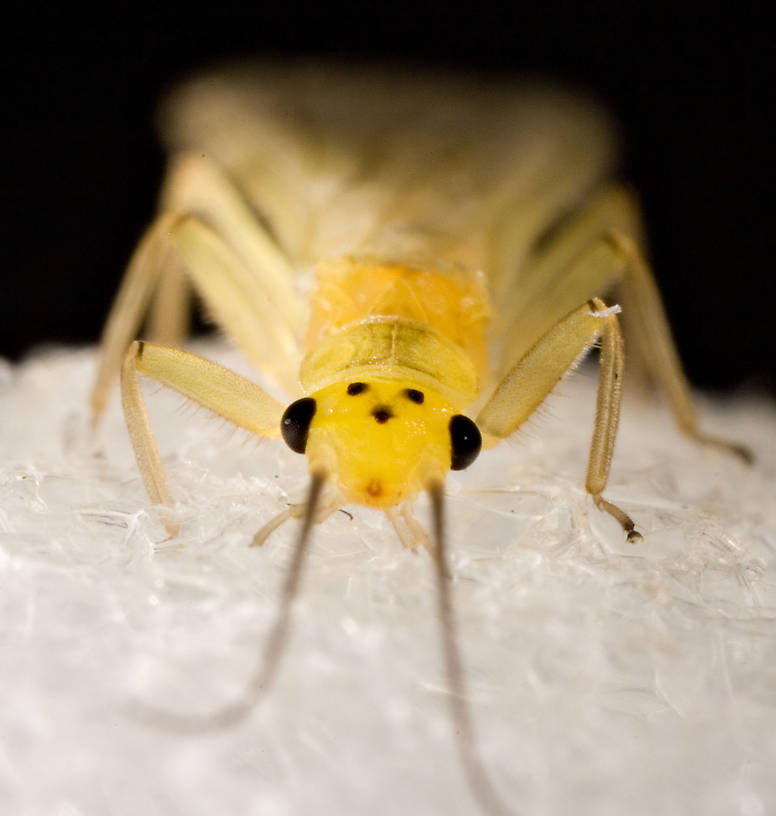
[449,414,482,471]
[281,397,316,454]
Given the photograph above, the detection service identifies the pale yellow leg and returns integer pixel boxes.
[495,185,643,367]
[148,261,190,346]
[93,154,302,424]
[251,495,341,547]
[93,212,178,423]
[120,340,285,533]
[386,503,431,552]
[497,185,750,462]
[157,154,302,326]
[478,298,640,541]
[149,149,304,346]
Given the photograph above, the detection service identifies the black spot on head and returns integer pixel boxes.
[403,388,424,404]
[347,382,368,395]
[281,397,316,453]
[449,414,482,470]
[372,406,394,424]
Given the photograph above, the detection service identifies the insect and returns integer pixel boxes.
[91,63,749,815]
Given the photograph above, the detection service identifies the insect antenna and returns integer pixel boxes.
[130,470,327,732]
[428,481,513,816]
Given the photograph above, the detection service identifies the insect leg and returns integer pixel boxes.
[478,298,639,540]
[93,211,300,425]
[147,259,191,347]
[605,231,752,462]
[251,494,341,547]
[156,153,303,329]
[494,185,642,371]
[93,212,180,424]
[93,153,302,425]
[121,340,284,533]
[496,185,750,462]
[385,503,432,552]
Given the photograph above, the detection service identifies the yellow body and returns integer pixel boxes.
[100,63,747,544]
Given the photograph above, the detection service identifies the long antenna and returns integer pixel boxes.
[131,470,327,732]
[428,481,513,816]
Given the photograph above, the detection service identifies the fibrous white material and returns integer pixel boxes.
[1,342,774,816]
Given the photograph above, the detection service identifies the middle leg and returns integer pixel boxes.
[495,185,750,462]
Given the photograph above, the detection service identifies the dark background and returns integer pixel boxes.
[7,3,773,392]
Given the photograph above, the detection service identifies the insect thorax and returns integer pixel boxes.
[300,257,489,404]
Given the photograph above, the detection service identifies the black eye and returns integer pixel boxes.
[347,382,367,395]
[281,397,316,453]
[403,388,424,404]
[449,414,481,471]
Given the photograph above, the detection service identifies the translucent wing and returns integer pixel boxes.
[160,62,618,290]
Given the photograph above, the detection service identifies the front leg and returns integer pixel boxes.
[121,340,284,534]
[478,298,640,541]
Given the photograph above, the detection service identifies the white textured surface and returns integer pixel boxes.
[1,342,775,816]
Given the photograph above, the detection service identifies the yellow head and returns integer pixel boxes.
[280,379,481,508]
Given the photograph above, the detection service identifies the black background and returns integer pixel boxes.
[7,3,773,392]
